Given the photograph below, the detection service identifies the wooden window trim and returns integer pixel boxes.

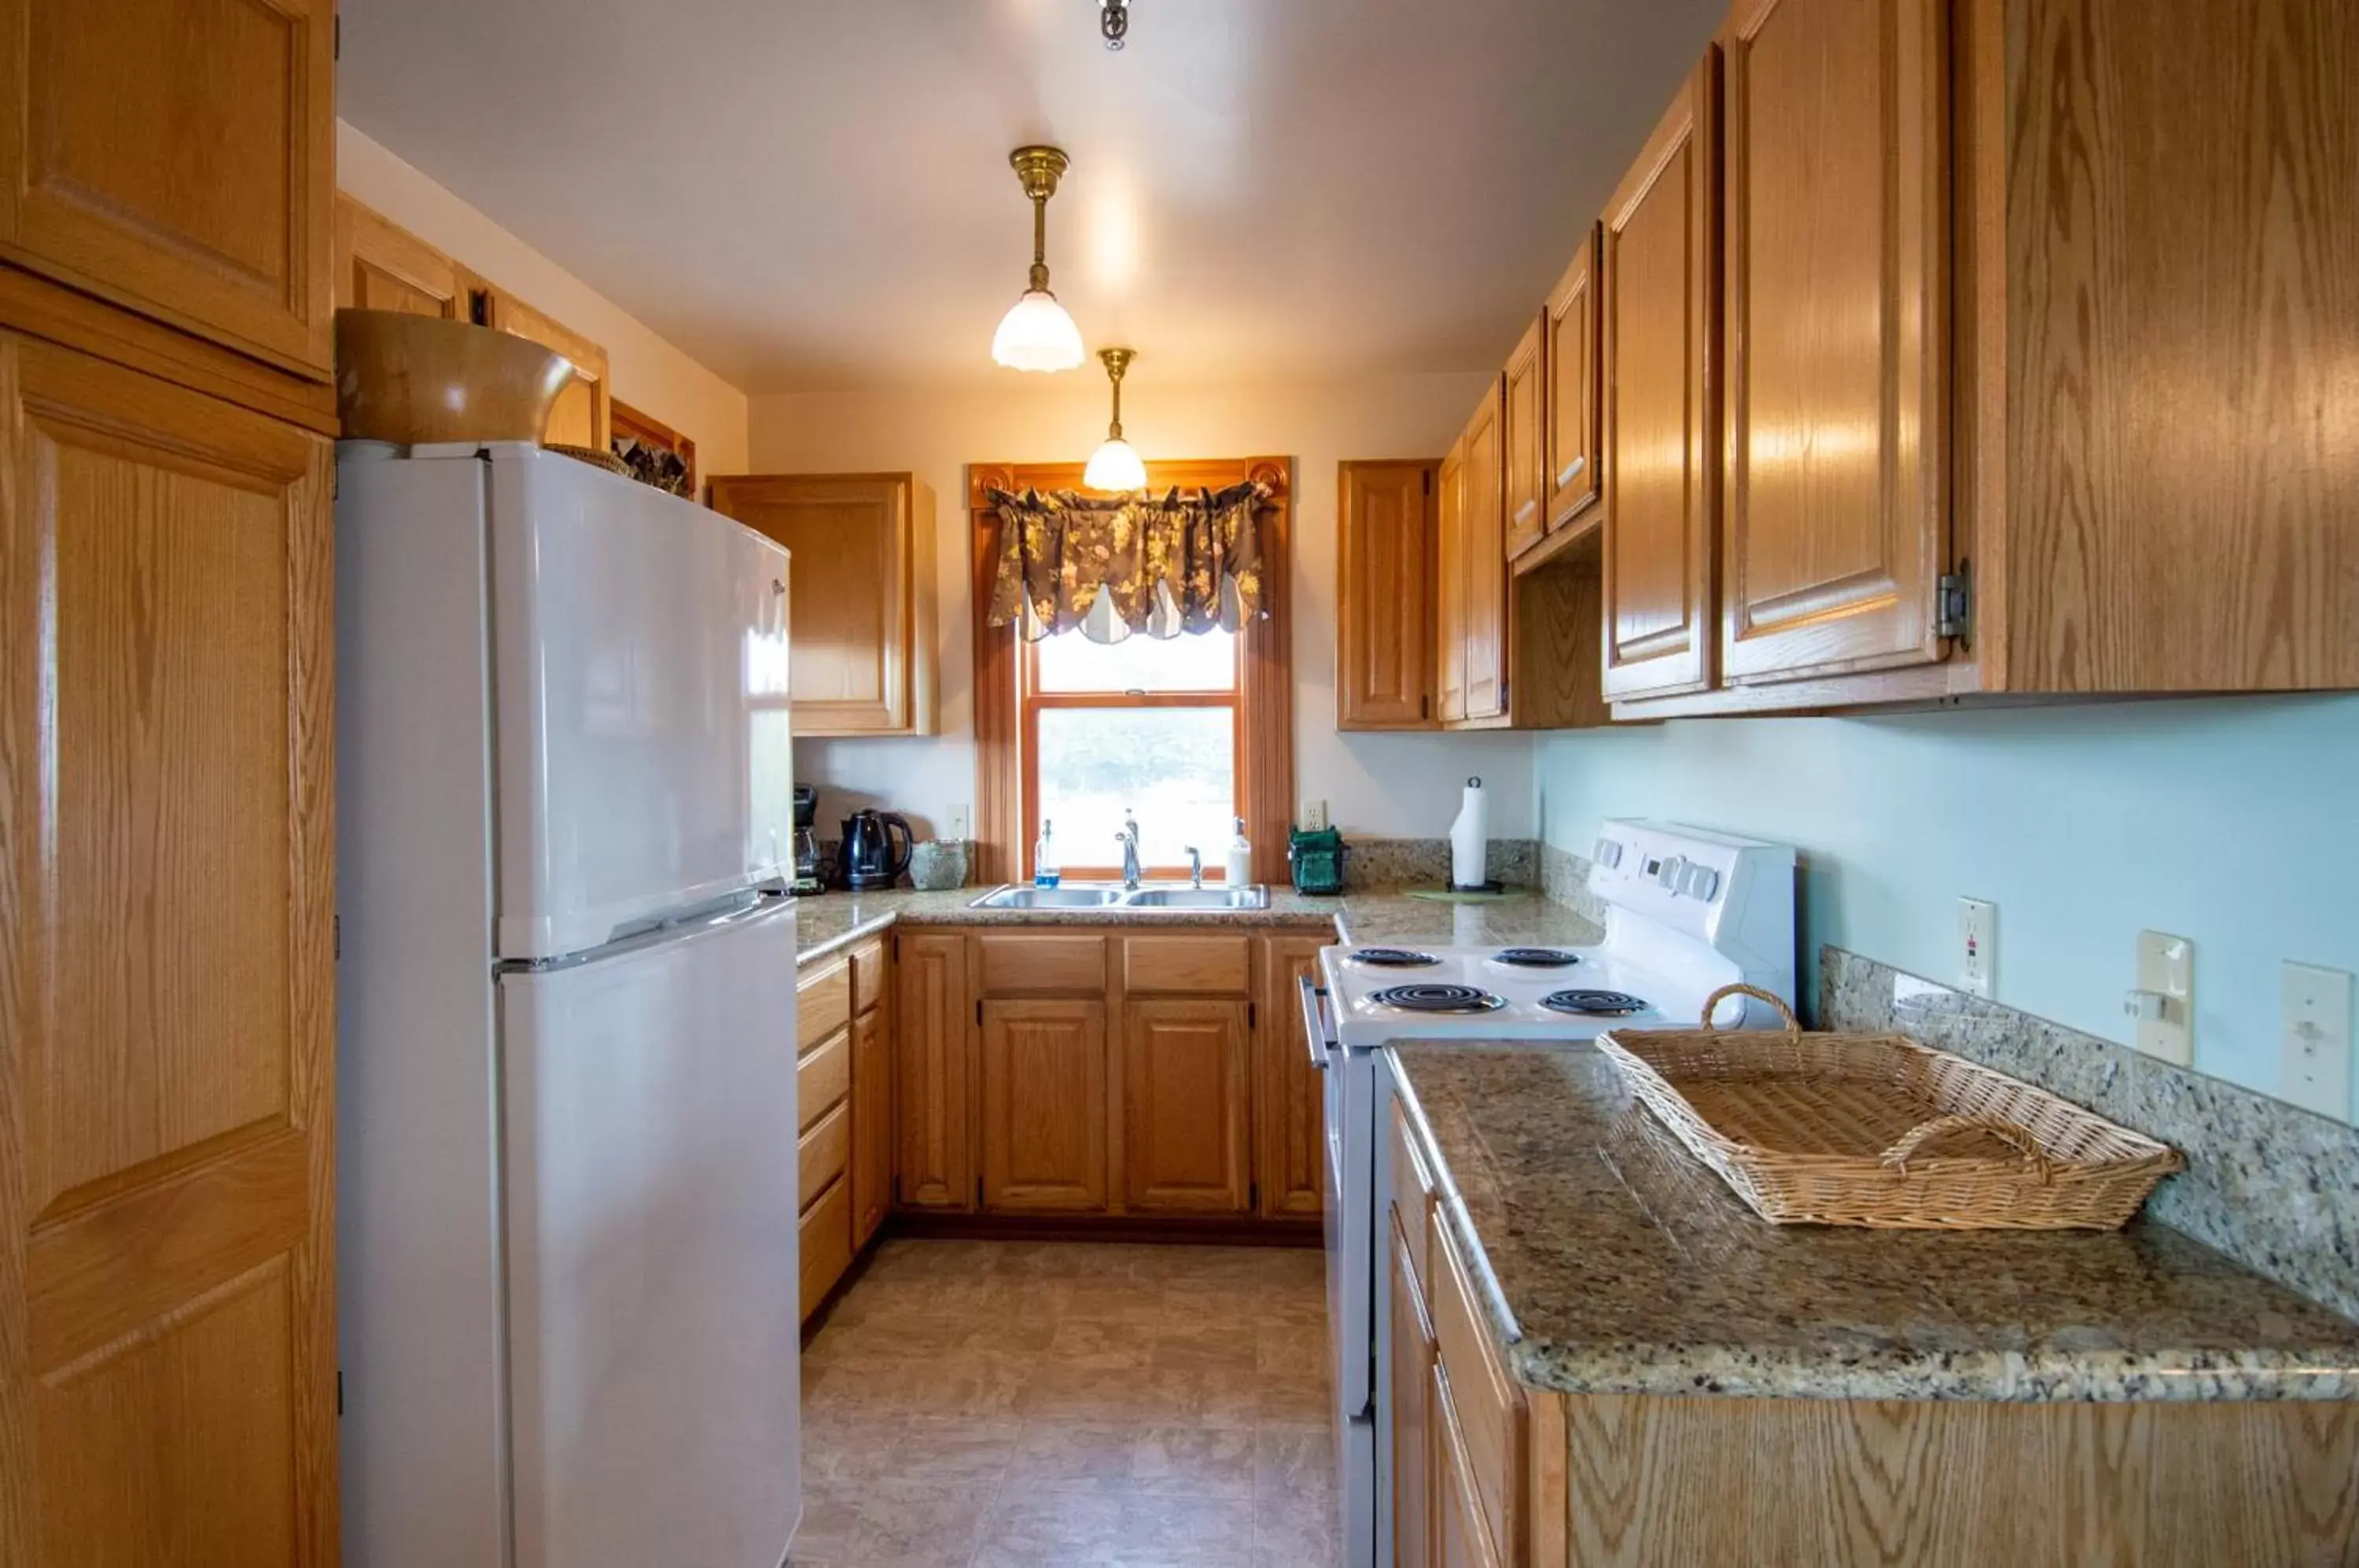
[969,458,1294,889]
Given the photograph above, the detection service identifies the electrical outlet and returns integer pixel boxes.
[2130,931,2195,1066]
[1956,898,1996,997]
[946,803,970,842]
[2283,963,2353,1121]
[1301,798,1329,831]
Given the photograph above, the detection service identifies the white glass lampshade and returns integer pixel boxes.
[1084,436,1147,492]
[991,289,1086,372]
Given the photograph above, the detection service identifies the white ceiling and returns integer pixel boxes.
[339,0,1724,394]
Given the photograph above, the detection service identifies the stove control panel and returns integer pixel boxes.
[1587,821,1795,999]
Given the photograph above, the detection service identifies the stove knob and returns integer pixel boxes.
[1592,837,1623,869]
[1682,863,1720,901]
[1654,855,1685,892]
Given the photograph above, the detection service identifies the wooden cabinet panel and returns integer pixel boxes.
[851,1004,892,1249]
[1255,934,1327,1219]
[1336,460,1438,729]
[479,285,610,451]
[979,1000,1109,1213]
[1502,316,1547,561]
[1544,233,1602,532]
[333,197,466,321]
[0,0,335,377]
[1388,1095,1435,1295]
[892,933,972,1212]
[850,936,889,1014]
[1459,381,1509,722]
[1390,1215,1437,1568]
[1602,53,1721,701]
[1435,439,1470,723]
[1124,934,1252,995]
[977,933,1106,996]
[799,1174,852,1321]
[708,473,940,736]
[0,333,336,1566]
[1435,1367,1505,1568]
[798,956,853,1051]
[1122,999,1252,1214]
[1433,1217,1526,1562]
[1720,0,1947,685]
[798,1099,852,1215]
[797,1029,850,1135]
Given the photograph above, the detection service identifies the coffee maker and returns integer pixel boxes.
[791,785,823,895]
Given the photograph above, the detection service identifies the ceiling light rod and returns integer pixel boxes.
[1014,145,1064,291]
[1085,347,1148,491]
[992,145,1085,372]
[1102,0,1130,50]
[1100,347,1133,438]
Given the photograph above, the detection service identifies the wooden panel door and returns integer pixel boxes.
[1122,999,1252,1215]
[1720,0,1947,684]
[333,197,466,321]
[1435,438,1469,723]
[1501,317,1547,560]
[892,933,972,1212]
[708,473,936,736]
[480,285,610,450]
[1390,1216,1437,1568]
[0,0,336,377]
[1545,230,1602,532]
[1255,935,1327,1219]
[849,1003,892,1248]
[1434,1367,1503,1568]
[0,332,337,1566]
[1459,381,1508,722]
[1336,461,1437,730]
[1601,52,1721,701]
[979,1000,1109,1213]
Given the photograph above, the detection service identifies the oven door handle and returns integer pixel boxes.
[1297,974,1336,1073]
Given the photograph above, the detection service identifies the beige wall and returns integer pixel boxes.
[337,121,750,476]
[749,375,1537,842]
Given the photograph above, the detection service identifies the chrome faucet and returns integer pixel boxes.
[1118,811,1143,889]
[1184,846,1203,889]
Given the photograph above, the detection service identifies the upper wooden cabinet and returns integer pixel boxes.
[333,197,467,321]
[708,473,941,737]
[0,0,336,378]
[479,285,611,450]
[1600,51,1722,703]
[1435,439,1469,723]
[1453,381,1509,724]
[1544,233,1602,534]
[1336,461,1437,730]
[1500,317,1547,561]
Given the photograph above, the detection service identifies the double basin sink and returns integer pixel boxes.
[970,882,1272,913]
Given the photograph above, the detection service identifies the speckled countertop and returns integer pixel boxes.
[1389,1044,2359,1403]
[787,885,1603,966]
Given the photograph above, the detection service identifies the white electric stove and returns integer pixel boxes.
[1303,820,1798,1567]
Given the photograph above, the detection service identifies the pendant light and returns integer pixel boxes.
[991,146,1086,372]
[1084,347,1148,491]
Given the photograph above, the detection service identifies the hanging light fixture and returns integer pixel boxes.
[1101,0,1132,50]
[991,145,1086,372]
[1084,347,1148,492]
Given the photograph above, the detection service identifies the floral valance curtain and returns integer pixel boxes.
[984,480,1272,642]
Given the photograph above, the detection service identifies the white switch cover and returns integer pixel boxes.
[946,803,970,842]
[1956,898,1996,997]
[1301,799,1329,831]
[2133,931,2195,1066]
[2282,963,2353,1121]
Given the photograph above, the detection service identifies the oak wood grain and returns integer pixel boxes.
[797,956,852,1051]
[1456,381,1509,723]
[332,196,466,321]
[979,999,1110,1214]
[798,1174,852,1321]
[892,932,972,1213]
[1253,934,1327,1220]
[797,1099,852,1218]
[1390,1213,1438,1568]
[1431,1216,1525,1562]
[1121,999,1253,1215]
[849,1003,892,1250]
[1503,315,1548,561]
[1436,435,1470,723]
[1545,232,1603,532]
[1123,935,1253,996]
[796,1029,851,1136]
[1336,460,1439,730]
[976,933,1108,996]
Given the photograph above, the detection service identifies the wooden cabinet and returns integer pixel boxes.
[1544,233,1602,535]
[479,284,611,450]
[1433,1367,1503,1568]
[1121,999,1253,1215]
[1335,461,1437,730]
[893,931,973,1212]
[979,999,1110,1213]
[796,958,857,1319]
[1389,1215,1438,1568]
[1435,438,1469,723]
[708,473,941,737]
[0,330,337,1566]
[1256,935,1329,1219]
[1601,51,1722,702]
[1458,384,1509,722]
[850,975,893,1249]
[333,197,467,320]
[0,0,337,377]
[1501,316,1547,561]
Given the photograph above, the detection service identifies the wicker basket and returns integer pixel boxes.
[1594,985,2184,1229]
[548,442,632,478]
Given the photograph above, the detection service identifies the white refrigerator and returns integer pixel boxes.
[336,440,802,1568]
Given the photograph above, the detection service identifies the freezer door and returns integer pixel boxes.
[499,897,800,1568]
[490,444,793,959]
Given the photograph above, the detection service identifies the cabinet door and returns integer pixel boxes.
[1602,53,1721,701]
[0,0,335,377]
[708,473,937,737]
[1390,1216,1438,1568]
[979,999,1110,1213]
[1255,935,1328,1219]
[1435,439,1469,723]
[1720,0,1946,684]
[1501,316,1547,560]
[892,933,973,1212]
[1545,231,1602,532]
[0,333,337,1566]
[333,197,466,320]
[1122,999,1252,1214]
[1459,382,1508,722]
[480,285,611,450]
[1336,461,1437,730]
[1433,1367,1503,1568]
[850,1003,893,1247]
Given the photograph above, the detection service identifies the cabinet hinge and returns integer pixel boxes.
[333,15,340,61]
[975,999,984,1026]
[1249,1181,1259,1211]
[1422,469,1433,496]
[892,1175,901,1205]
[1248,1001,1257,1029]
[976,1176,984,1207]
[333,915,340,961]
[336,1369,344,1416]
[1936,562,1974,643]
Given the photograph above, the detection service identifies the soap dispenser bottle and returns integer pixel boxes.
[1034,819,1060,888]
[1224,816,1253,887]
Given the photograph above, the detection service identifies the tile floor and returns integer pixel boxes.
[791,1237,1341,1567]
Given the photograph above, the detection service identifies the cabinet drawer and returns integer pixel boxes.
[1432,1215,1525,1561]
[799,1174,853,1320]
[797,1027,851,1132]
[851,936,889,1014]
[799,1099,851,1215]
[977,933,1106,995]
[1388,1095,1436,1298]
[1124,934,1252,994]
[798,956,852,1049]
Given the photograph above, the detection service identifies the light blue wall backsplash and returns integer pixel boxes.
[1533,695,2359,1116]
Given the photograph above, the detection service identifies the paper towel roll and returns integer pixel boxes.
[1448,776,1488,891]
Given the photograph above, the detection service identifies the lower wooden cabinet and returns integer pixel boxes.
[1257,934,1330,1218]
[1433,1366,1503,1568]
[980,999,1110,1213]
[1389,1215,1438,1568]
[799,1173,853,1321]
[894,931,973,1212]
[1122,999,1254,1215]
[850,1003,892,1248]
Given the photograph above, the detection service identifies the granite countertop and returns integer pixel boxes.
[1389,1043,2359,1404]
[788,884,1603,966]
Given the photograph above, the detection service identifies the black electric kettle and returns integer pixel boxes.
[839,809,914,891]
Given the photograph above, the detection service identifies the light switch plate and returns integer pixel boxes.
[2133,930,2194,1066]
[1956,898,1996,998]
[2282,962,2353,1121]
[946,803,970,842]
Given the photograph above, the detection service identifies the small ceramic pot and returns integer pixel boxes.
[907,840,968,892]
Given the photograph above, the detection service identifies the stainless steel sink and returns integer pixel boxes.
[1120,886,1272,911]
[967,883,1271,913]
[969,885,1129,910]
